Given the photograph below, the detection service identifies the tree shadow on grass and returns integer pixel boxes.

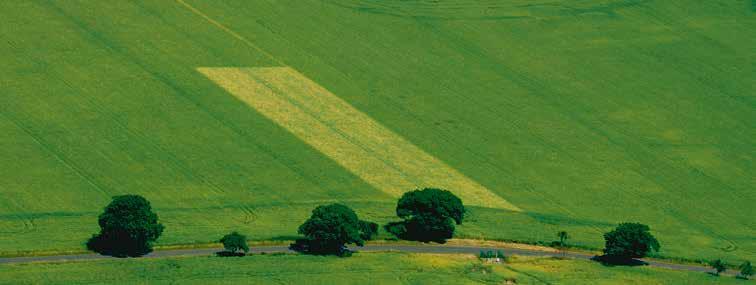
[289,239,353,257]
[86,234,152,258]
[591,255,648,267]
[383,221,450,244]
[215,251,246,257]
[268,235,302,241]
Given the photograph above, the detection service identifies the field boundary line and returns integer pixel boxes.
[175,0,286,66]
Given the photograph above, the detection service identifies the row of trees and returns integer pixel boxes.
[85,188,462,257]
[84,191,752,279]
[291,188,462,256]
[709,259,753,279]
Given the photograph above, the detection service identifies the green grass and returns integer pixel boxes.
[0,0,753,264]
[0,253,746,284]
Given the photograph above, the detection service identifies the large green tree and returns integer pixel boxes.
[220,231,249,255]
[603,223,660,259]
[295,204,372,256]
[87,195,164,257]
[389,188,465,243]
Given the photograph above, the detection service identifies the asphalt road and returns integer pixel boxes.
[0,244,737,276]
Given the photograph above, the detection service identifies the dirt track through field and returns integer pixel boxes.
[198,67,520,211]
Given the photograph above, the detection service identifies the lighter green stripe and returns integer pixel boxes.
[198,67,520,211]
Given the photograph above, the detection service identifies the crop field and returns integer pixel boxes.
[0,253,745,284]
[0,0,753,263]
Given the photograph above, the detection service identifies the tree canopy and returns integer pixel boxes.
[388,188,465,243]
[86,195,164,257]
[710,259,726,276]
[557,231,569,246]
[220,231,249,255]
[603,222,660,259]
[397,188,464,224]
[740,261,753,279]
[295,203,373,256]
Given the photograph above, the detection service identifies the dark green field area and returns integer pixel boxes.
[0,0,753,263]
[0,253,746,284]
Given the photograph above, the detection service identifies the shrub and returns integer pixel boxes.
[359,220,379,241]
[710,259,726,276]
[384,221,407,237]
[739,261,753,279]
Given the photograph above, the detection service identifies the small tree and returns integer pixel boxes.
[479,250,506,263]
[739,261,753,279]
[295,204,367,256]
[603,223,660,259]
[710,259,726,276]
[87,195,164,257]
[220,232,249,255]
[390,188,465,243]
[557,231,569,246]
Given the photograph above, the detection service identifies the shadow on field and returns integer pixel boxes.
[269,235,302,241]
[86,234,151,258]
[215,251,246,257]
[384,221,451,244]
[289,239,355,257]
[591,255,648,267]
[525,211,616,228]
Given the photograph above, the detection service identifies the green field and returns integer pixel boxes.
[0,253,746,284]
[0,0,753,264]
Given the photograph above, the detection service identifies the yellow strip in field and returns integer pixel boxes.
[198,67,520,211]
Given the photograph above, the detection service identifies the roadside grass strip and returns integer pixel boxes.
[198,67,520,211]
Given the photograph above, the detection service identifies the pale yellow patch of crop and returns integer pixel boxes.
[198,67,520,211]
[445,239,559,252]
[402,253,470,268]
